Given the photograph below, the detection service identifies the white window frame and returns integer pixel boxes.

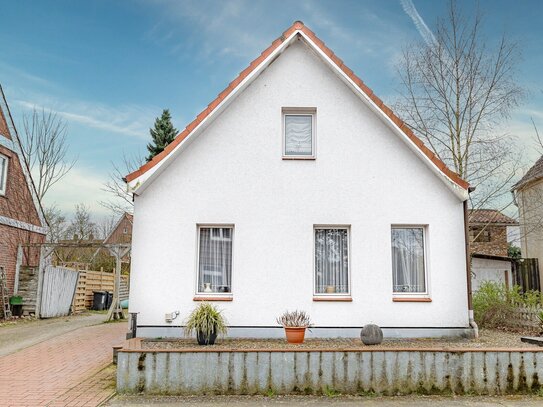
[391,225,430,298]
[282,107,316,159]
[0,153,8,196]
[194,224,234,297]
[313,225,351,297]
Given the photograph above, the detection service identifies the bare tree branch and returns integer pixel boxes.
[20,108,76,201]
[100,152,143,216]
[394,0,524,214]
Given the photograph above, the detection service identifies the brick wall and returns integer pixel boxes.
[470,225,508,257]
[0,145,41,226]
[105,215,132,245]
[0,108,11,140]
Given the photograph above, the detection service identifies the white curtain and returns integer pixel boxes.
[391,228,426,293]
[315,229,349,293]
[0,155,6,189]
[198,227,232,293]
[285,115,312,155]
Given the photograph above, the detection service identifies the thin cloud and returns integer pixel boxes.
[0,62,57,89]
[16,99,154,139]
[42,166,112,216]
[400,0,437,46]
[144,0,272,61]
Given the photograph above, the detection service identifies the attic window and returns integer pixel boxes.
[0,153,7,196]
[282,108,316,159]
[470,226,491,243]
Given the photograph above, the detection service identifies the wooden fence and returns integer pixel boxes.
[509,305,542,331]
[72,270,129,313]
[512,258,540,293]
[40,266,79,318]
[17,266,39,316]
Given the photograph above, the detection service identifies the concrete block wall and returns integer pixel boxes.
[118,349,543,395]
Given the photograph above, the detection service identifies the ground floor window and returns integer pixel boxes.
[314,227,350,295]
[197,226,233,294]
[391,227,426,294]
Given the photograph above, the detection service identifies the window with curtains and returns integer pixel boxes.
[0,153,7,196]
[197,226,233,294]
[391,227,427,294]
[314,227,350,295]
[283,109,315,158]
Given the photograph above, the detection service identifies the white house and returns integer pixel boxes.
[126,22,474,338]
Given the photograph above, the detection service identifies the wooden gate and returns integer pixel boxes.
[512,258,540,293]
[40,266,79,318]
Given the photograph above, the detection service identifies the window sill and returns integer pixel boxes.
[193,296,233,302]
[282,156,316,160]
[313,296,352,302]
[392,297,432,303]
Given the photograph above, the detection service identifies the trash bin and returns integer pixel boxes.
[9,296,23,317]
[92,291,107,311]
[105,291,113,309]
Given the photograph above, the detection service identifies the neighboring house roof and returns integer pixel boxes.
[125,21,469,200]
[0,84,48,234]
[469,209,518,226]
[512,155,543,191]
[471,253,513,262]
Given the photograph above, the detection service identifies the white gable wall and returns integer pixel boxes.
[130,38,469,334]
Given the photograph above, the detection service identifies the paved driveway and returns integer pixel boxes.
[0,313,107,357]
[0,318,126,407]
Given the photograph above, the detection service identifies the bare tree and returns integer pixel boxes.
[97,214,117,240]
[100,153,143,215]
[395,0,524,214]
[20,108,76,201]
[44,205,67,243]
[65,203,97,241]
[513,116,543,247]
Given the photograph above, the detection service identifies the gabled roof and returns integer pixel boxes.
[125,21,469,199]
[103,212,133,244]
[469,209,518,226]
[512,155,543,191]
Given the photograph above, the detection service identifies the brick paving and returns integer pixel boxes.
[0,321,126,407]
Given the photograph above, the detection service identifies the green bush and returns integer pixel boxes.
[473,281,542,328]
[184,303,228,338]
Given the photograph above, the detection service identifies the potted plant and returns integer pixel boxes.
[185,303,228,345]
[276,310,312,344]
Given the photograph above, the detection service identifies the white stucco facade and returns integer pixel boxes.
[129,37,471,338]
[517,181,543,284]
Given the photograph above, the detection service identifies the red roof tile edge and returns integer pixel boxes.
[125,21,469,191]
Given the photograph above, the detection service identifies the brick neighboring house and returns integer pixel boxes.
[468,209,518,292]
[104,212,133,247]
[469,209,518,257]
[103,212,132,264]
[0,85,47,307]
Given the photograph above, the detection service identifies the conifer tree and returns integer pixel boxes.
[146,109,178,161]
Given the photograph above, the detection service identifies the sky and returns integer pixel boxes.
[1,0,542,217]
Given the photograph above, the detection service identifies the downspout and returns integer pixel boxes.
[464,187,478,338]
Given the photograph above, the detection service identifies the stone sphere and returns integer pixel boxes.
[360,324,383,345]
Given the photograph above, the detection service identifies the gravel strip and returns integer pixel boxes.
[140,329,541,350]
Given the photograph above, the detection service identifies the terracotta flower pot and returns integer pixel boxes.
[284,327,307,344]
